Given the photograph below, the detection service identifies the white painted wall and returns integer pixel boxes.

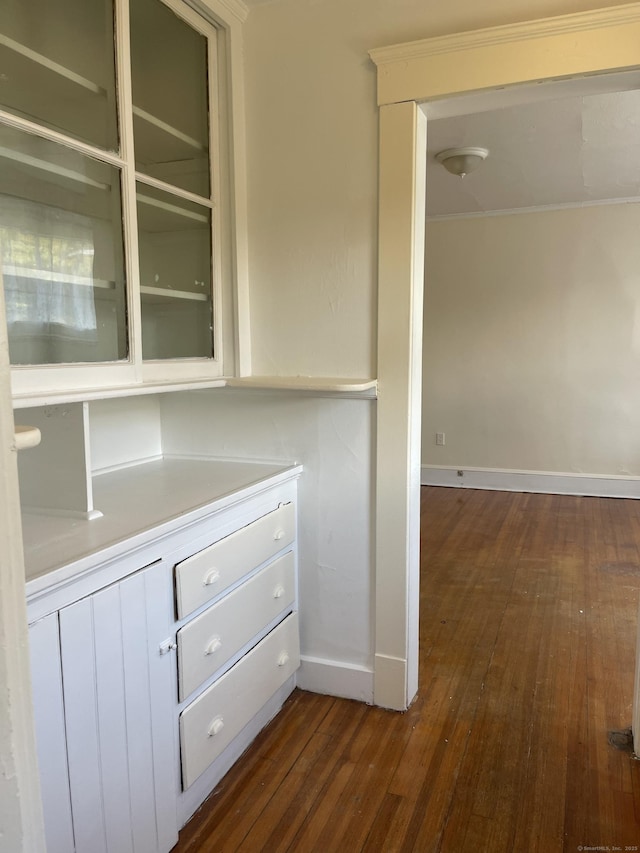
[422,203,640,476]
[89,396,163,472]
[242,0,625,378]
[160,391,375,694]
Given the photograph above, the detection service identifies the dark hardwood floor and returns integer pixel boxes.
[173,487,640,852]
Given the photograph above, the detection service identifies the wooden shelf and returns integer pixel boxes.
[132,105,204,153]
[0,33,101,94]
[5,266,115,290]
[227,376,378,397]
[140,285,208,302]
[0,144,109,190]
[137,191,209,225]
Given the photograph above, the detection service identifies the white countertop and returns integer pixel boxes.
[23,457,301,595]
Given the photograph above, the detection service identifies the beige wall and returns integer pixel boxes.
[422,203,640,475]
[243,0,625,378]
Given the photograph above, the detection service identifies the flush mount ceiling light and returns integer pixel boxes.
[435,146,489,178]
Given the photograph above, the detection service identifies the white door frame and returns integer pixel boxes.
[370,2,640,711]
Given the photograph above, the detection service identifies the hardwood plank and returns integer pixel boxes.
[173,487,640,852]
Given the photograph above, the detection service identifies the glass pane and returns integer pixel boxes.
[137,182,212,359]
[130,0,210,197]
[0,126,127,365]
[0,0,118,150]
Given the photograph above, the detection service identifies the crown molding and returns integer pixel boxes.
[427,196,640,222]
[369,3,640,66]
[188,0,249,26]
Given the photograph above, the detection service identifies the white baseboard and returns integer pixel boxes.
[421,465,640,499]
[296,655,374,704]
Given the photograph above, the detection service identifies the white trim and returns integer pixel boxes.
[369,3,640,106]
[375,102,425,712]
[187,0,249,26]
[296,656,374,704]
[421,464,640,499]
[427,196,640,222]
[369,3,640,65]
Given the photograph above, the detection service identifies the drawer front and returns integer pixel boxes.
[179,613,299,789]
[177,551,295,700]
[175,502,295,619]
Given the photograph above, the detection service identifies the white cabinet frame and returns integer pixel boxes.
[370,2,640,711]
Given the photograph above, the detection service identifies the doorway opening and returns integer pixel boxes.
[371,5,640,714]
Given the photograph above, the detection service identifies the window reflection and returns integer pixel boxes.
[0,126,127,364]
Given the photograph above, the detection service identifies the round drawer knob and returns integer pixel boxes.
[203,569,220,586]
[273,529,285,541]
[273,585,285,599]
[204,636,222,656]
[207,716,224,737]
[277,652,290,667]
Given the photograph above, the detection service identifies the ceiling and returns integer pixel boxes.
[426,87,640,218]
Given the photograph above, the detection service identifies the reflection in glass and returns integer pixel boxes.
[0,0,118,150]
[136,182,212,360]
[130,0,210,197]
[0,126,127,364]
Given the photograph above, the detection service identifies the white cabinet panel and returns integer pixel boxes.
[59,599,108,853]
[29,613,75,853]
[59,561,178,853]
[180,613,300,789]
[175,501,295,618]
[177,550,295,700]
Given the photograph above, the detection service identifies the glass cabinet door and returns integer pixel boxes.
[0,0,222,390]
[131,0,215,361]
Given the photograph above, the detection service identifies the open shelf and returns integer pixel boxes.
[140,285,208,302]
[5,266,116,290]
[0,144,109,190]
[0,33,101,94]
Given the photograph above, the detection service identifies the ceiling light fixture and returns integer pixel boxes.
[435,146,489,178]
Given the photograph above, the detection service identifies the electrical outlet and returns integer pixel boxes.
[436,432,445,446]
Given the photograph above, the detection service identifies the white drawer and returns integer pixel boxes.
[179,613,299,789]
[177,551,295,700]
[175,502,295,619]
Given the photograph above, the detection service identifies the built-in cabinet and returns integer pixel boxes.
[30,561,177,853]
[26,456,302,852]
[2,0,233,403]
